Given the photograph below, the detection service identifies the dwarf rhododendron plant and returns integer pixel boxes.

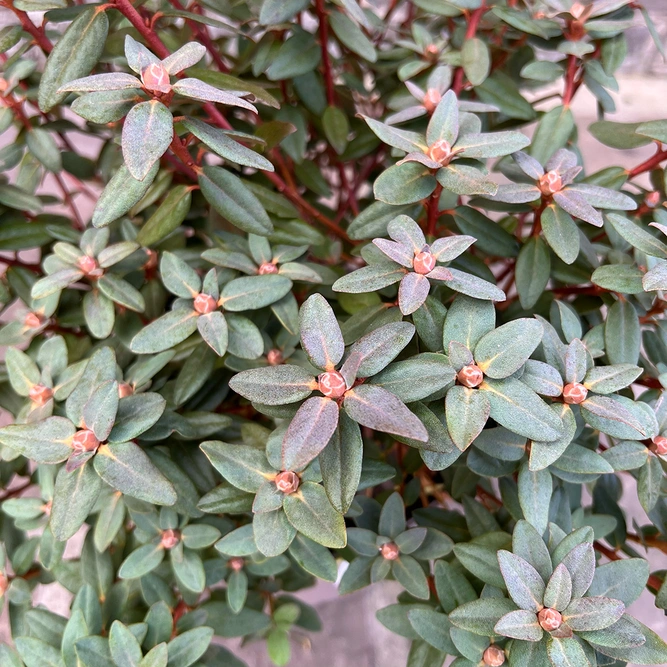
[0,1,666,666]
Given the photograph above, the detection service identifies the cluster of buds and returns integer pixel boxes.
[24,312,46,330]
[538,607,563,632]
[413,248,436,275]
[427,139,456,167]
[258,261,279,275]
[118,382,134,398]
[29,384,53,406]
[193,293,218,314]
[77,255,103,279]
[482,645,506,667]
[379,541,400,561]
[228,556,245,572]
[318,370,347,399]
[275,470,300,495]
[562,382,588,405]
[266,349,284,366]
[141,62,172,94]
[160,528,180,549]
[71,429,101,455]
[538,171,563,197]
[422,88,442,114]
[457,364,484,389]
[650,435,667,457]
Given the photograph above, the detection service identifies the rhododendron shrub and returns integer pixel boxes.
[0,1,666,666]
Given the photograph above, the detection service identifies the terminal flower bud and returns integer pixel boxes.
[457,364,483,388]
[380,542,400,560]
[275,471,300,495]
[538,607,563,632]
[72,429,100,454]
[258,262,279,275]
[194,293,217,314]
[142,62,171,93]
[318,370,347,398]
[160,528,180,549]
[538,170,563,196]
[413,250,436,275]
[562,382,587,404]
[483,645,506,667]
[29,384,53,406]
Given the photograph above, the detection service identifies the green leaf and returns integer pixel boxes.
[182,118,273,171]
[166,627,213,667]
[122,101,173,181]
[475,318,542,379]
[282,397,340,470]
[445,385,490,450]
[436,164,498,196]
[563,596,624,631]
[299,293,345,370]
[137,186,192,246]
[288,534,338,582]
[220,274,291,311]
[515,236,551,309]
[50,463,102,541]
[329,12,377,62]
[587,558,649,606]
[200,441,274,493]
[393,555,430,599]
[27,128,62,172]
[449,597,518,636]
[344,384,428,441]
[480,378,563,442]
[607,213,667,259]
[259,0,309,25]
[374,162,437,205]
[517,463,552,535]
[0,416,74,464]
[541,204,579,264]
[546,637,590,666]
[71,89,136,123]
[93,442,177,505]
[130,309,199,354]
[319,411,363,513]
[38,7,109,112]
[92,163,160,228]
[283,482,346,548]
[15,637,63,667]
[590,620,667,664]
[589,120,653,149]
[605,300,640,365]
[322,106,350,155]
[229,365,315,405]
[199,166,273,235]
[494,609,543,641]
[333,264,406,293]
[462,38,490,86]
[110,620,143,667]
[543,563,573,611]
[498,550,546,612]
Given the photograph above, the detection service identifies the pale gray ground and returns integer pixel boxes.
[1,1,667,665]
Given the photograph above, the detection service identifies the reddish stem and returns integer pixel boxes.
[628,147,667,178]
[452,2,487,94]
[315,0,336,107]
[5,4,53,53]
[426,184,443,237]
[562,54,580,107]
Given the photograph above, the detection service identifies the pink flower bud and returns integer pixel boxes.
[193,293,218,314]
[427,139,454,166]
[29,384,53,406]
[160,528,180,549]
[570,1,586,19]
[24,312,44,329]
[143,249,158,270]
[141,62,172,94]
[651,435,667,456]
[646,191,661,208]
[483,645,506,667]
[413,250,436,275]
[318,370,347,398]
[425,44,439,57]
[258,262,279,275]
[275,471,300,495]
[457,364,483,388]
[538,171,563,196]
[42,500,52,516]
[266,349,284,366]
[423,88,442,113]
[379,542,400,560]
[77,255,103,278]
[118,383,134,398]
[562,382,587,404]
[228,557,245,572]
[538,607,562,632]
[72,429,100,454]
[0,571,7,597]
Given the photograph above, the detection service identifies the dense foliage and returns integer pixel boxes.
[0,0,667,665]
